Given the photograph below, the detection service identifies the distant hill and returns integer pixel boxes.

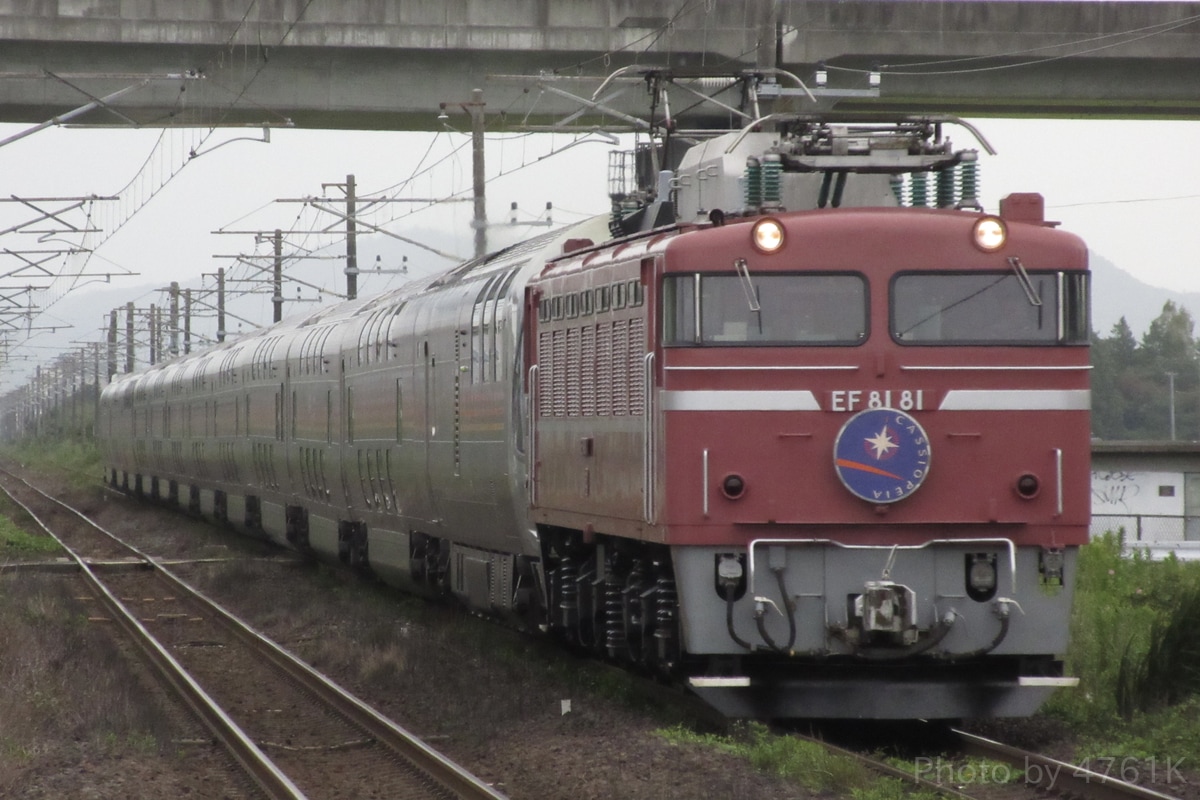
[1091,252,1200,339]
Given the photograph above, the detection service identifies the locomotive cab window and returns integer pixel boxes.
[662,273,867,346]
[891,270,1090,344]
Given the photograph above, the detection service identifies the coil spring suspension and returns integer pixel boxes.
[604,573,625,658]
[654,574,679,667]
[558,555,578,628]
[623,560,646,661]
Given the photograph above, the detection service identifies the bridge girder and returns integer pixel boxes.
[0,1,1199,131]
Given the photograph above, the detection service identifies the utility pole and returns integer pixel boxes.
[438,88,489,257]
[149,304,157,366]
[125,301,135,373]
[34,365,41,437]
[91,342,100,433]
[346,175,358,300]
[273,229,284,322]
[217,267,226,343]
[184,289,192,355]
[169,282,180,359]
[468,88,487,258]
[107,310,118,380]
[1169,371,1178,441]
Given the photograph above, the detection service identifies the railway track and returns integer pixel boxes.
[800,724,1185,800]
[0,468,507,800]
[950,728,1182,800]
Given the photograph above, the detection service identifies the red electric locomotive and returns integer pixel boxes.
[526,118,1087,717]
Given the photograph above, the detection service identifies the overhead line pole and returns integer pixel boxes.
[272,229,284,322]
[469,88,487,258]
[346,175,358,300]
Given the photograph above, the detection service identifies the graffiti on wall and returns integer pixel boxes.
[1091,469,1139,513]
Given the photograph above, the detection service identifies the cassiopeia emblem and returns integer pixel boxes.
[833,407,931,503]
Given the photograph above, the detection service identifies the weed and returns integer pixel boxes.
[0,573,180,765]
[0,439,101,491]
[658,722,874,794]
[852,777,941,800]
[0,512,60,556]
[1041,531,1200,757]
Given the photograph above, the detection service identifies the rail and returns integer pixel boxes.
[952,728,1180,800]
[0,468,508,800]
[0,473,305,800]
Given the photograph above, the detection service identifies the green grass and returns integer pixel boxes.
[0,513,59,556]
[0,438,101,491]
[657,722,946,799]
[659,722,867,793]
[1041,531,1200,759]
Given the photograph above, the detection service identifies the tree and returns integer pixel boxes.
[1092,303,1200,440]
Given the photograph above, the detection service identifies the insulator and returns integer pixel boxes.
[761,154,783,207]
[910,172,928,208]
[743,156,762,209]
[558,555,578,628]
[958,159,980,208]
[936,168,956,208]
[604,574,625,658]
[889,175,905,205]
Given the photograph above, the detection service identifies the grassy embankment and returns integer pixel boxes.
[1042,532,1200,759]
[0,436,101,491]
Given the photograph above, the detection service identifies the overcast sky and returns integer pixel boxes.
[2,115,1200,387]
[3,117,1198,290]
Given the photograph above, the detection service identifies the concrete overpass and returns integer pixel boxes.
[2,1,1200,133]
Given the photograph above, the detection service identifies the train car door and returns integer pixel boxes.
[421,336,444,525]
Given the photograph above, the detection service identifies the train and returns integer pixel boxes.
[98,116,1090,719]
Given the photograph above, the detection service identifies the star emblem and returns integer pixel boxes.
[835,408,931,504]
[864,426,898,459]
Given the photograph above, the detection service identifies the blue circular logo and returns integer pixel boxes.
[833,408,932,503]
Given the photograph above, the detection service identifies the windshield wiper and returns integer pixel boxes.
[1008,256,1043,307]
[733,258,762,312]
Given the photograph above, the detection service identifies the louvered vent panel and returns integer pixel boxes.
[566,327,582,416]
[628,317,646,415]
[537,331,554,416]
[551,328,567,417]
[612,319,629,416]
[580,324,597,416]
[596,322,613,416]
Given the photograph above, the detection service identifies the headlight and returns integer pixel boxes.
[972,216,1007,252]
[966,553,998,601]
[751,218,785,253]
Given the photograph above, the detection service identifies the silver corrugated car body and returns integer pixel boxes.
[98,219,611,623]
